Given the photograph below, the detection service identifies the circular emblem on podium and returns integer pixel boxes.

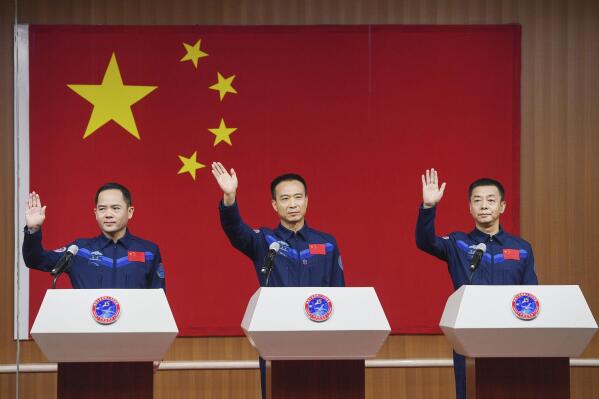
[511,292,540,320]
[91,296,121,324]
[304,294,333,322]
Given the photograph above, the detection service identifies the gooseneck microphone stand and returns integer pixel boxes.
[51,262,71,289]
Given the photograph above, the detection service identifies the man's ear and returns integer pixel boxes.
[128,206,135,220]
[499,201,506,214]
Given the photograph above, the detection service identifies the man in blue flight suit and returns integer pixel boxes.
[416,169,538,399]
[22,183,165,289]
[211,162,345,399]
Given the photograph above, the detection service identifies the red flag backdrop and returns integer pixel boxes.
[27,25,520,336]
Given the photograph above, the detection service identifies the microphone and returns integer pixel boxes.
[260,242,281,274]
[469,243,486,272]
[51,245,79,276]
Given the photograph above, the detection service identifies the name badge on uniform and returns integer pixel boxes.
[309,244,326,255]
[503,249,521,260]
[128,251,145,262]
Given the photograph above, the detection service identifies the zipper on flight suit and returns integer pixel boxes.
[112,243,118,286]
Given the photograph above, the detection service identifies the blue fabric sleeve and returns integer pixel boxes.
[415,205,450,261]
[219,200,263,263]
[330,238,345,287]
[22,227,64,272]
[148,246,166,290]
[522,243,539,284]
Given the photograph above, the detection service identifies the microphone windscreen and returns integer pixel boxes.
[269,241,281,252]
[67,244,79,255]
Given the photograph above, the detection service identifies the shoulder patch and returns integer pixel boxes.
[53,246,67,253]
[253,229,260,234]
[442,236,449,240]
[157,263,165,279]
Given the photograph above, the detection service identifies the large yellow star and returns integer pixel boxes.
[177,151,205,180]
[67,53,157,140]
[208,118,238,146]
[209,72,237,101]
[180,39,208,68]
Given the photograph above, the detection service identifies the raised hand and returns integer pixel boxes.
[25,191,46,230]
[211,162,238,206]
[421,169,446,208]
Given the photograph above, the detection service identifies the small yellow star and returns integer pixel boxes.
[180,39,208,68]
[209,72,237,101]
[208,118,238,146]
[177,151,205,180]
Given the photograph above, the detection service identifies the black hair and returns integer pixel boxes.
[468,178,505,201]
[270,173,308,200]
[95,182,132,206]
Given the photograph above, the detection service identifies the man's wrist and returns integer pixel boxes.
[422,203,435,209]
[223,193,236,206]
[25,226,40,234]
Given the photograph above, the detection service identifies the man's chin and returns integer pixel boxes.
[476,219,497,228]
[101,226,122,234]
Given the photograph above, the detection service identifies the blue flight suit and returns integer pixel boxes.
[415,205,538,399]
[219,200,345,398]
[23,228,165,289]
[219,201,345,287]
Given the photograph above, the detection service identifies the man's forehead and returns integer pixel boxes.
[471,185,500,197]
[97,189,127,205]
[275,180,305,196]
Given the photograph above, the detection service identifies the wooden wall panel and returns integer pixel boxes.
[0,372,57,398]
[0,0,16,369]
[366,367,455,399]
[1,0,598,398]
[155,369,260,399]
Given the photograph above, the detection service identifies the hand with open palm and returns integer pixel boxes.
[25,191,46,231]
[421,169,446,209]
[211,162,238,206]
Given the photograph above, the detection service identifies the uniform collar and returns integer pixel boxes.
[469,225,505,245]
[98,229,133,249]
[275,221,310,241]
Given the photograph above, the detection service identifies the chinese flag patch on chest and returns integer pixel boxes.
[128,251,146,262]
[309,244,326,255]
[503,249,521,260]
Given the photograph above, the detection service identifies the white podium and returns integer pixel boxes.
[31,289,178,399]
[440,285,597,399]
[242,287,390,399]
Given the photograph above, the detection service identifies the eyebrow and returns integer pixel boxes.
[279,193,304,198]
